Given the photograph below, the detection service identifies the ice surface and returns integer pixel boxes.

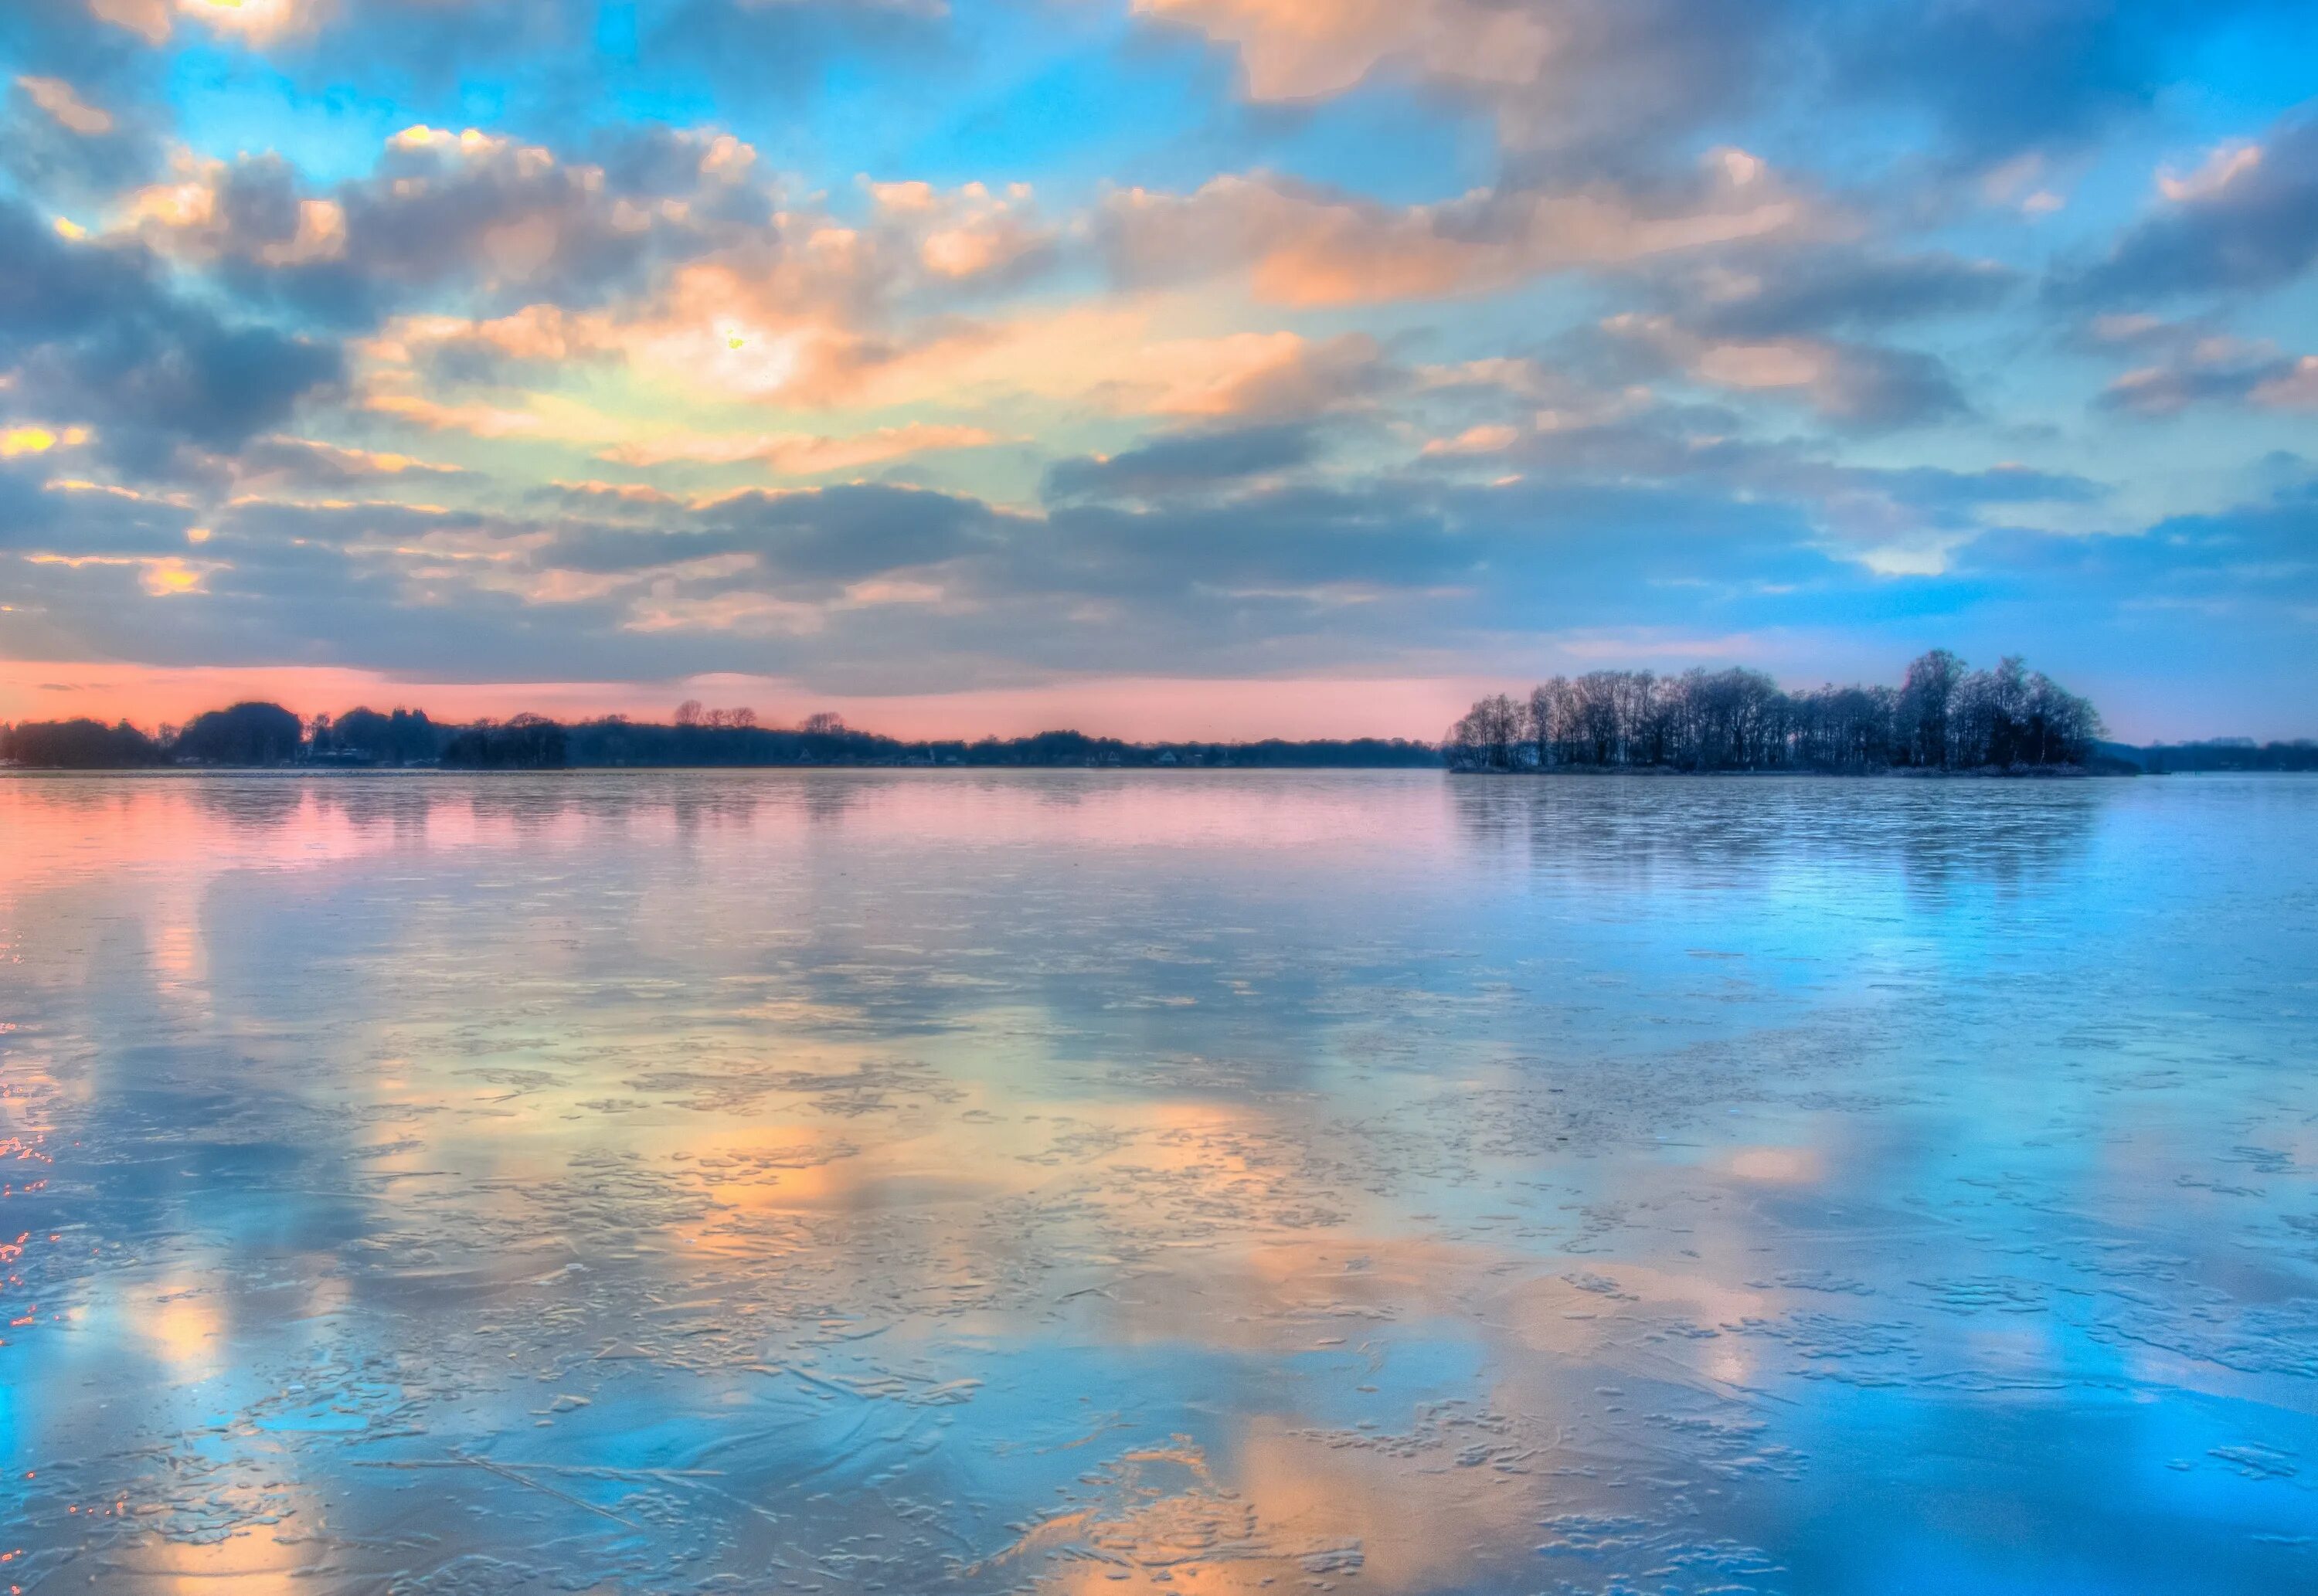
[2,770,2314,1592]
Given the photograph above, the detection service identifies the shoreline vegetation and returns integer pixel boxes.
[0,698,1439,771]
[1,657,2310,773]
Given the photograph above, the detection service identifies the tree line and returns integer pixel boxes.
[2099,739,2318,774]
[0,700,1439,770]
[14,657,2274,776]
[1444,651,2107,773]
[1,700,308,768]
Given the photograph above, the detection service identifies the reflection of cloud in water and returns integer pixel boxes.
[2,772,2316,1592]
[1725,1144,1823,1183]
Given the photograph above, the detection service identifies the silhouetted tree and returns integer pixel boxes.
[1445,693,1524,769]
[1,718,167,768]
[1898,649,1966,768]
[176,701,303,764]
[441,713,567,769]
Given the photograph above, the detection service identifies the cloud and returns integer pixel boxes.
[1833,0,2198,160]
[15,73,113,134]
[1132,331,1388,419]
[309,168,1059,419]
[2,424,94,459]
[231,434,468,489]
[600,423,1007,475]
[4,418,1837,688]
[1133,0,1783,156]
[2092,320,2318,415]
[81,0,175,46]
[2065,114,2318,304]
[1102,152,1824,306]
[1138,0,2230,173]
[2,65,159,202]
[0,464,200,555]
[1412,376,2098,571]
[865,178,1055,288]
[540,483,1004,592]
[115,126,754,327]
[174,0,306,46]
[1043,423,1320,502]
[359,391,550,438]
[0,199,341,467]
[1419,423,1521,458]
[535,280,1388,419]
[1953,475,2318,633]
[1599,313,1967,428]
[1638,247,2017,339]
[0,408,2207,713]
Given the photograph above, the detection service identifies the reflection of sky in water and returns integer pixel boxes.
[2,771,2314,1593]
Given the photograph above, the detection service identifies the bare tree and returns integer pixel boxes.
[1898,649,1964,768]
[674,699,703,727]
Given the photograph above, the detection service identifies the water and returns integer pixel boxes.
[2,770,2314,1594]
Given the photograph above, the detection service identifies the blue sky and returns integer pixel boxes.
[2,0,2315,739]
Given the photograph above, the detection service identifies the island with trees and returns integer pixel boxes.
[1442,650,2116,774]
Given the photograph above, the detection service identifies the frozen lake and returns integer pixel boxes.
[3,769,2315,1594]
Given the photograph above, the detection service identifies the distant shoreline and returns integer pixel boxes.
[5,751,2313,777]
[5,671,2313,774]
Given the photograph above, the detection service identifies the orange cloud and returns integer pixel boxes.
[368,304,610,366]
[178,0,306,42]
[1420,423,1519,457]
[1603,312,1953,424]
[121,151,347,263]
[1134,0,1552,102]
[1107,154,1819,307]
[866,176,1051,282]
[2252,355,2318,409]
[364,392,549,437]
[808,308,1379,419]
[1130,330,1381,417]
[15,74,114,135]
[22,552,225,596]
[89,0,303,46]
[1,424,92,457]
[2157,139,2263,203]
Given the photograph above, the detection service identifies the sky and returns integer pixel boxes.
[2,0,2315,742]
